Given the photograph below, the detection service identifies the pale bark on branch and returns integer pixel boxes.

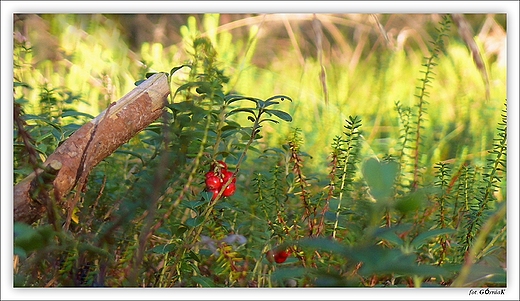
[14,73,170,225]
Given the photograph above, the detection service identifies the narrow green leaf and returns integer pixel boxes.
[170,64,190,76]
[226,108,256,118]
[410,228,457,249]
[62,110,95,119]
[264,109,292,122]
[225,95,261,105]
[265,95,292,102]
[372,224,413,246]
[35,132,54,143]
[14,81,32,89]
[173,82,201,99]
[258,118,279,124]
[262,100,279,108]
[114,149,144,164]
[148,243,176,254]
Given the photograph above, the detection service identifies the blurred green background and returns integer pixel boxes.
[13,13,507,173]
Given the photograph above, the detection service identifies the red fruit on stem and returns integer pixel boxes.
[222,170,236,184]
[222,182,236,197]
[205,176,222,190]
[209,188,220,200]
[267,248,290,264]
[205,171,218,179]
[274,250,290,263]
[266,250,275,263]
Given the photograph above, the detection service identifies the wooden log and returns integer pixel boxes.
[14,73,170,224]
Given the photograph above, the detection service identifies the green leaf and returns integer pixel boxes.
[192,276,216,287]
[185,216,204,228]
[195,82,212,94]
[21,114,46,122]
[35,131,54,143]
[201,191,213,202]
[270,267,308,283]
[394,187,438,214]
[226,108,256,118]
[410,228,457,249]
[215,201,240,211]
[220,124,240,131]
[145,72,159,78]
[372,224,413,247]
[362,158,399,203]
[263,109,292,122]
[62,110,95,119]
[114,149,144,164]
[14,246,27,259]
[352,245,449,277]
[14,223,54,254]
[225,95,261,105]
[462,263,506,286]
[262,100,279,107]
[258,118,279,124]
[173,82,201,99]
[14,81,32,89]
[166,100,196,113]
[265,95,292,102]
[62,123,81,135]
[148,243,176,254]
[221,128,239,138]
[182,199,207,210]
[170,64,190,76]
[225,120,242,128]
[296,237,350,256]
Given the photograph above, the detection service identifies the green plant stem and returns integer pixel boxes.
[412,275,423,288]
[411,54,434,191]
[192,108,262,236]
[332,155,349,239]
[170,105,264,282]
[166,109,214,282]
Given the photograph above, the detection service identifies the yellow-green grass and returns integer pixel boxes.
[15,14,506,175]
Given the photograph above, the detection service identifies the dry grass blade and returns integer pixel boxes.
[282,15,305,67]
[315,14,352,58]
[313,14,329,105]
[451,14,490,101]
[371,14,394,51]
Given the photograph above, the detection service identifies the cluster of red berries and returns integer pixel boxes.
[266,248,291,264]
[205,160,236,200]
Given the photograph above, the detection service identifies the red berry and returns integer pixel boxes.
[222,170,236,184]
[222,182,236,197]
[205,171,216,178]
[209,188,220,200]
[205,176,222,190]
[274,250,290,263]
[266,250,275,263]
[267,248,290,264]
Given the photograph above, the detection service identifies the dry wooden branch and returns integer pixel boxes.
[14,73,170,224]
